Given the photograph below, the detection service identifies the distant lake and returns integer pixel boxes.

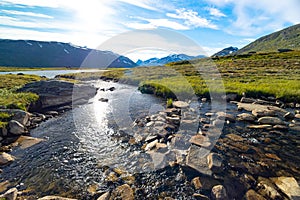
[0,69,103,78]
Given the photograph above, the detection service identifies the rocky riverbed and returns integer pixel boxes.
[1,80,300,200]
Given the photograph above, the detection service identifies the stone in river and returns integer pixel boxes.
[38,196,77,200]
[225,133,244,142]
[265,153,281,161]
[189,135,211,148]
[8,120,25,135]
[252,109,276,118]
[14,136,45,149]
[0,187,18,200]
[237,113,255,122]
[97,192,110,200]
[245,190,266,200]
[0,152,15,165]
[247,124,272,129]
[257,177,281,199]
[258,117,285,125]
[211,185,228,200]
[191,177,203,190]
[186,145,212,176]
[284,112,295,120]
[109,184,134,200]
[172,101,189,108]
[270,177,300,199]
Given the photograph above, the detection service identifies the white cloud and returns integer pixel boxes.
[206,8,226,17]
[167,9,218,29]
[116,0,158,11]
[126,18,189,30]
[1,9,53,19]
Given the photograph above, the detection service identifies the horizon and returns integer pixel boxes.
[0,0,300,61]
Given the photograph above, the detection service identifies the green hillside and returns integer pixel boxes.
[237,23,300,54]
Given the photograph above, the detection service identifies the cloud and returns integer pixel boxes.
[1,9,53,19]
[206,0,300,36]
[116,0,159,11]
[126,18,189,30]
[167,9,218,29]
[206,8,226,17]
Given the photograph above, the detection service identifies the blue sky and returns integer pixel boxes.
[0,0,299,61]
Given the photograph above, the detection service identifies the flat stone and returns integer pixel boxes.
[97,192,110,200]
[0,181,10,193]
[237,103,287,117]
[144,139,158,151]
[186,145,212,176]
[226,133,244,142]
[191,177,203,190]
[237,113,255,122]
[265,153,281,161]
[252,109,276,118]
[207,153,223,172]
[295,114,300,119]
[240,97,256,103]
[172,101,189,108]
[245,189,266,200]
[258,117,285,125]
[257,177,281,199]
[14,136,45,149]
[192,193,210,200]
[0,152,15,165]
[273,125,289,130]
[271,177,300,199]
[247,125,272,129]
[189,135,211,148]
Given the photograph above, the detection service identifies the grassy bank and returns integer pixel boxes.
[58,51,300,102]
[0,74,45,110]
[0,66,80,72]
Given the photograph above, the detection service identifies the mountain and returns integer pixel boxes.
[136,54,206,66]
[212,46,238,57]
[237,23,300,54]
[0,39,137,68]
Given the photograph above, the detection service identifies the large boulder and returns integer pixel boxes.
[257,117,285,125]
[0,152,15,165]
[271,177,300,199]
[0,109,30,125]
[8,120,25,135]
[18,80,97,112]
[186,145,212,176]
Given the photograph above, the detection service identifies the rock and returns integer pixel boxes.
[8,120,25,135]
[191,177,203,190]
[207,153,223,172]
[252,109,276,118]
[0,126,8,137]
[189,135,211,148]
[0,187,18,200]
[106,87,116,91]
[171,136,190,150]
[0,181,10,193]
[237,113,255,122]
[240,97,256,103]
[38,196,77,200]
[216,112,235,123]
[270,177,300,199]
[0,152,15,165]
[257,177,281,199]
[97,192,110,200]
[273,125,289,130]
[186,145,212,176]
[98,98,109,102]
[225,134,244,142]
[295,114,300,119]
[265,153,281,161]
[14,136,45,149]
[211,185,228,200]
[247,125,272,129]
[172,101,189,108]
[258,117,285,125]
[193,193,210,200]
[225,93,238,101]
[237,102,287,116]
[144,139,158,151]
[109,184,134,200]
[18,80,97,112]
[245,189,266,200]
[0,109,30,125]
[284,112,295,120]
[166,116,180,125]
[45,111,59,116]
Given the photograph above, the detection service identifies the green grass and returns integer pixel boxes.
[57,51,300,103]
[0,112,11,128]
[0,66,81,72]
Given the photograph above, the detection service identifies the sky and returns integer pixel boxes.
[0,0,299,61]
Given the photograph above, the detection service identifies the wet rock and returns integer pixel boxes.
[8,120,25,135]
[247,125,272,129]
[245,189,266,200]
[265,153,281,161]
[295,114,300,119]
[258,117,285,125]
[45,111,59,116]
[225,93,238,101]
[144,139,158,151]
[273,124,289,130]
[172,101,189,108]
[97,192,110,200]
[18,80,97,112]
[207,153,223,172]
[211,185,228,200]
[189,135,211,148]
[186,145,212,176]
[270,177,300,199]
[0,187,18,200]
[0,181,10,193]
[225,133,244,142]
[252,109,276,118]
[0,126,8,137]
[14,136,45,149]
[240,97,256,103]
[257,177,281,199]
[171,136,190,150]
[193,193,210,200]
[237,113,255,122]
[0,152,15,165]
[109,184,134,200]
[191,177,203,190]
[237,103,288,117]
[284,112,295,120]
[106,87,115,91]
[166,116,180,125]
[0,109,30,126]
[216,112,235,123]
[98,98,109,102]
[156,143,168,153]
[38,196,77,200]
